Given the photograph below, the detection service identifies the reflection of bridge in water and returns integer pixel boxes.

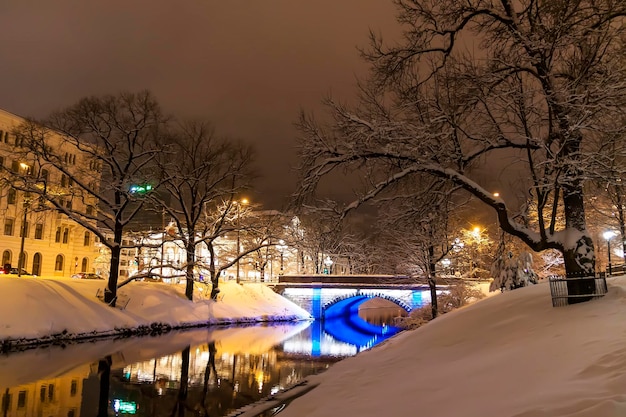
[271,275,443,355]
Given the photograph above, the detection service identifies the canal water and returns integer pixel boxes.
[0,299,407,417]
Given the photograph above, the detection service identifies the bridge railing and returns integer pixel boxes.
[277,274,423,285]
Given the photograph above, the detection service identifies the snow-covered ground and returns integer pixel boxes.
[0,276,311,347]
[277,276,626,417]
[5,274,626,417]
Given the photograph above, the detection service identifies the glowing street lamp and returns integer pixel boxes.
[277,239,287,275]
[323,256,333,275]
[493,192,500,227]
[603,231,616,276]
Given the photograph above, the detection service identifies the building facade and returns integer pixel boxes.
[0,109,100,277]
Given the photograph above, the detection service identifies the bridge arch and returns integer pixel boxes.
[323,292,412,320]
[321,293,408,350]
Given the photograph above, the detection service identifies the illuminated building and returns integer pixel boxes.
[0,109,100,277]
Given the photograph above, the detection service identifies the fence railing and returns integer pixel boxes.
[548,274,608,307]
[607,263,626,276]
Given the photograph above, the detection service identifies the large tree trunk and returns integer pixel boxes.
[563,235,596,304]
[562,165,596,303]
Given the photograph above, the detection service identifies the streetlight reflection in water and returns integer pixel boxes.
[0,303,406,417]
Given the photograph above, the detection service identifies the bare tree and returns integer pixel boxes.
[375,178,465,318]
[14,91,167,306]
[296,1,626,303]
[207,203,284,298]
[587,132,626,268]
[286,210,350,274]
[150,120,256,300]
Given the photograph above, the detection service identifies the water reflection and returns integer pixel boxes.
[0,304,405,417]
[359,298,409,326]
[282,299,406,357]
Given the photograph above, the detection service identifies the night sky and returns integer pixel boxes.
[0,1,398,209]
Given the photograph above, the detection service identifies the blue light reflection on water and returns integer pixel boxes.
[281,315,403,358]
[281,287,407,357]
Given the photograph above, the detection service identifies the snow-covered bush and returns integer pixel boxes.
[490,251,538,292]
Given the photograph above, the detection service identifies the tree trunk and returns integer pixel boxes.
[427,245,438,319]
[562,175,596,303]
[177,346,190,412]
[562,235,596,304]
[208,243,220,300]
[104,219,123,307]
[185,241,195,300]
[559,131,596,303]
[97,356,112,417]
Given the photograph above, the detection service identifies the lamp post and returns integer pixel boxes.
[603,231,616,276]
[493,192,504,239]
[277,239,287,276]
[493,192,500,227]
[17,162,31,278]
[17,197,29,277]
[236,198,248,284]
[323,255,333,275]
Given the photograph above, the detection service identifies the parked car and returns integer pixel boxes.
[71,272,104,280]
[0,267,32,276]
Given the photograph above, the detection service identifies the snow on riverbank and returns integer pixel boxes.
[0,276,310,349]
[277,276,626,417]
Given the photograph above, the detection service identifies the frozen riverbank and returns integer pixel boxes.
[0,276,310,351]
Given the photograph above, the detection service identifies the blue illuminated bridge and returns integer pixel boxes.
[271,274,440,319]
[269,274,446,355]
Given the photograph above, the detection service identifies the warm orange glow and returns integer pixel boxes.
[493,192,500,197]
[241,198,249,205]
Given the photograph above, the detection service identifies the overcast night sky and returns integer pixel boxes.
[0,1,399,209]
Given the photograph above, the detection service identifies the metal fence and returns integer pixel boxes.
[548,274,608,307]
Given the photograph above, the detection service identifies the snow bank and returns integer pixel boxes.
[0,277,311,350]
[279,277,626,417]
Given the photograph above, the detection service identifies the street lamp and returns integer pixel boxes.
[236,198,248,284]
[493,191,501,227]
[323,256,333,275]
[603,231,616,276]
[277,239,287,276]
[17,196,29,277]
